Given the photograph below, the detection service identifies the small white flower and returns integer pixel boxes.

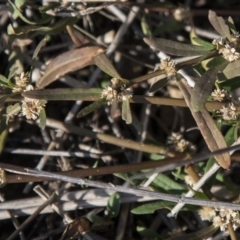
[118,87,132,101]
[219,103,239,121]
[199,206,216,221]
[21,99,45,120]
[184,175,195,187]
[12,72,29,93]
[160,58,177,80]
[167,132,196,153]
[219,44,240,62]
[199,207,240,231]
[101,86,117,104]
[211,89,227,102]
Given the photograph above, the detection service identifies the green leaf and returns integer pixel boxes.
[106,193,120,218]
[0,75,11,88]
[144,37,211,56]
[0,129,8,154]
[15,0,27,9]
[228,16,237,34]
[149,77,169,92]
[190,63,227,112]
[225,125,237,146]
[38,46,103,88]
[77,98,107,118]
[192,37,215,50]
[22,88,102,101]
[141,14,152,37]
[152,173,186,194]
[206,56,226,69]
[165,225,218,240]
[208,10,231,39]
[8,0,37,25]
[0,111,7,135]
[94,52,128,84]
[136,226,162,239]
[121,100,132,124]
[131,201,197,214]
[219,76,240,91]
[219,59,240,79]
[39,108,46,129]
[6,103,21,123]
[32,35,50,61]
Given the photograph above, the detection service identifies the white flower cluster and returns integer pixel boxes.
[12,73,45,120]
[160,58,177,80]
[219,102,239,121]
[12,72,29,93]
[199,207,240,231]
[211,89,230,102]
[167,132,196,153]
[101,78,132,104]
[213,36,240,62]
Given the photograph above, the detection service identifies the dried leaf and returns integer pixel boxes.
[38,46,103,88]
[178,80,231,169]
[122,100,132,124]
[22,88,102,101]
[144,37,211,56]
[66,25,90,47]
[77,98,107,118]
[208,10,231,39]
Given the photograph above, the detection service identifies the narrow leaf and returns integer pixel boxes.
[0,129,8,154]
[149,77,169,92]
[228,16,237,34]
[6,103,21,123]
[38,46,103,88]
[191,63,227,112]
[220,59,240,79]
[94,51,121,79]
[132,201,197,215]
[106,193,120,218]
[178,80,231,169]
[32,35,50,61]
[22,88,102,101]
[0,112,7,135]
[166,225,218,240]
[66,25,90,47]
[39,108,46,129]
[8,0,37,25]
[208,10,230,39]
[144,37,211,56]
[122,100,132,124]
[110,95,118,118]
[192,37,215,50]
[77,98,107,118]
[0,75,11,88]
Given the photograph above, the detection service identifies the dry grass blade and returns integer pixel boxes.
[178,80,230,169]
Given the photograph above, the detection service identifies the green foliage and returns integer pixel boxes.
[106,193,121,219]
